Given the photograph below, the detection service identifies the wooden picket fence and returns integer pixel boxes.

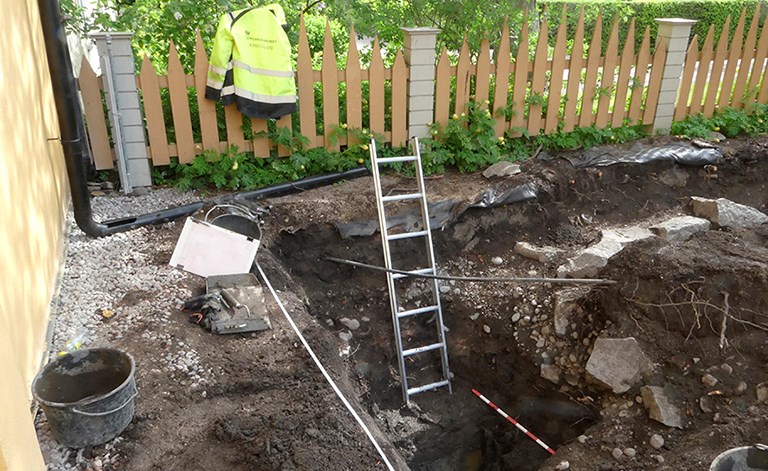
[676,5,768,120]
[79,7,768,172]
[440,9,667,137]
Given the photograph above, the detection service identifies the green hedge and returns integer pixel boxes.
[538,1,768,52]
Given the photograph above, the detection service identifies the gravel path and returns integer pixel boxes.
[36,188,203,471]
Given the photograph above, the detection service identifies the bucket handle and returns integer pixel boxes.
[72,385,137,417]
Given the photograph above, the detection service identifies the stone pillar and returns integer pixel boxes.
[92,32,151,192]
[653,19,697,134]
[401,28,440,140]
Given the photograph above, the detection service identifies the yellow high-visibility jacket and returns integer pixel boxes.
[205,4,296,119]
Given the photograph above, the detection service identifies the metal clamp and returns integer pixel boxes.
[72,384,137,417]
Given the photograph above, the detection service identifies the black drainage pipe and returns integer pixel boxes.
[38,0,202,237]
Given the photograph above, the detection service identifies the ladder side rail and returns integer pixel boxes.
[370,139,411,403]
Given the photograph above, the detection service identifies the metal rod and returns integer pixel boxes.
[327,257,617,285]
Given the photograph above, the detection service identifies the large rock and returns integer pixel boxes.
[482,161,521,178]
[558,226,654,278]
[553,288,589,337]
[650,216,711,242]
[640,385,684,429]
[514,241,562,263]
[586,337,652,393]
[540,364,562,384]
[691,196,768,228]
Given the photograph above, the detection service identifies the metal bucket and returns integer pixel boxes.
[32,348,137,448]
[710,445,768,471]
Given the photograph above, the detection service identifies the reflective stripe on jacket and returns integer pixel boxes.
[205,4,296,119]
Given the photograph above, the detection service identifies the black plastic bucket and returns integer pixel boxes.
[32,348,137,448]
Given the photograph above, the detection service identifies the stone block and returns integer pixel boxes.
[640,385,684,428]
[553,288,589,337]
[650,216,711,242]
[692,196,768,228]
[586,337,652,393]
[514,241,561,264]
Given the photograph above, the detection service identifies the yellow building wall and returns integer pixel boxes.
[0,0,70,469]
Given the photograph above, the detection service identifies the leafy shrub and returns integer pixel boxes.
[671,105,768,139]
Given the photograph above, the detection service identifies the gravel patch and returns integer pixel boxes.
[36,188,203,471]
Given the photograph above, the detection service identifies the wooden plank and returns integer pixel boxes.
[563,7,585,132]
[510,18,529,136]
[579,11,602,128]
[545,7,568,134]
[322,19,340,151]
[138,56,170,165]
[250,119,270,157]
[674,36,699,121]
[527,19,549,135]
[746,11,768,106]
[369,38,385,137]
[704,16,731,117]
[475,38,491,107]
[224,106,245,152]
[612,18,636,127]
[194,32,219,153]
[733,4,760,108]
[596,14,619,128]
[718,9,746,109]
[391,50,407,147]
[346,25,362,146]
[690,27,715,115]
[80,58,114,169]
[493,18,511,135]
[627,27,651,125]
[454,37,471,115]
[277,115,292,157]
[297,16,318,147]
[167,40,195,163]
[435,48,451,127]
[642,38,667,125]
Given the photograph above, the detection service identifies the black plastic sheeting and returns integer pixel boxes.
[335,182,538,239]
[559,142,722,168]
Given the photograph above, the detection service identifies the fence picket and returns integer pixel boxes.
[627,27,651,125]
[167,40,195,163]
[674,36,699,121]
[277,115,292,156]
[475,38,491,107]
[643,38,667,125]
[690,27,715,115]
[454,38,472,115]
[563,7,585,132]
[493,18,511,135]
[545,8,568,134]
[251,119,269,157]
[346,26,362,144]
[704,16,731,116]
[194,32,219,153]
[391,51,407,146]
[80,58,113,169]
[528,20,549,135]
[510,19,529,136]
[322,20,340,151]
[435,48,451,127]
[596,15,619,128]
[369,39,385,137]
[579,11,602,127]
[297,16,317,147]
[746,13,768,106]
[732,5,759,108]
[612,18,636,127]
[224,106,246,152]
[718,9,747,109]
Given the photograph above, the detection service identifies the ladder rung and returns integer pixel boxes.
[381,193,422,202]
[392,268,434,280]
[397,305,438,318]
[403,341,444,357]
[377,156,417,164]
[387,230,428,241]
[407,380,451,396]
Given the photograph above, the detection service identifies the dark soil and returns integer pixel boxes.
[86,136,768,470]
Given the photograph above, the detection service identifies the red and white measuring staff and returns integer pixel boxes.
[472,388,556,455]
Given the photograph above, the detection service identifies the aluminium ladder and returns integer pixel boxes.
[369,137,452,403]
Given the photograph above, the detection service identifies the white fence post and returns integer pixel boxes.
[92,32,152,192]
[653,19,697,134]
[401,28,440,140]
